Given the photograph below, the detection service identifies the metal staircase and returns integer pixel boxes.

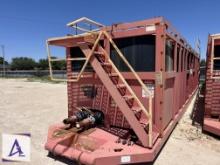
[46,18,156,148]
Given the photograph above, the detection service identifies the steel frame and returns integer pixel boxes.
[47,30,154,147]
[204,34,220,136]
[45,17,200,164]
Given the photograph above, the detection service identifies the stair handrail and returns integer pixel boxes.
[102,31,153,97]
[67,17,104,36]
[72,31,103,82]
[46,31,101,82]
[101,31,153,147]
[47,30,153,147]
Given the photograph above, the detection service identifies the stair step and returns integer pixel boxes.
[71,74,79,79]
[109,73,119,84]
[102,62,111,66]
[132,106,142,113]
[95,51,105,63]
[140,118,150,131]
[117,84,127,96]
[123,95,134,108]
[79,44,151,146]
[109,73,118,77]
[94,51,104,55]
[117,84,126,88]
[102,63,112,73]
[123,95,134,99]
[132,106,142,119]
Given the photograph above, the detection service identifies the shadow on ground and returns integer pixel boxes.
[47,152,78,165]
[191,87,205,127]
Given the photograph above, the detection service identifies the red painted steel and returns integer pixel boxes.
[45,17,199,164]
[203,34,220,136]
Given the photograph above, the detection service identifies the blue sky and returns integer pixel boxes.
[0,0,219,62]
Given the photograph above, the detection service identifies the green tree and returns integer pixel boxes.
[11,57,36,70]
[0,57,8,65]
[38,58,49,70]
[200,59,206,67]
[37,57,66,70]
[50,57,66,70]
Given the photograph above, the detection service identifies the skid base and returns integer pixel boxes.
[45,124,158,165]
[45,89,197,165]
[203,118,220,136]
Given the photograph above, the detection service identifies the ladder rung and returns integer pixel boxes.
[109,73,118,77]
[102,62,111,66]
[123,95,134,100]
[102,62,112,73]
[71,75,78,78]
[139,118,150,126]
[94,51,104,55]
[109,73,119,85]
[132,106,142,113]
[117,84,127,96]
[117,84,126,88]
[67,58,86,61]
[132,106,142,120]
[50,58,87,62]
[50,58,65,62]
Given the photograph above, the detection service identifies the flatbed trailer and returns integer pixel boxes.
[204,34,220,136]
[45,17,199,165]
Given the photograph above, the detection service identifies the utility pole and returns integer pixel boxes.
[1,45,6,77]
[195,38,201,56]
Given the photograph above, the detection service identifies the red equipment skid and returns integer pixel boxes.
[45,17,199,164]
[204,34,220,136]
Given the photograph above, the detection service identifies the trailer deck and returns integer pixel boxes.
[45,89,197,165]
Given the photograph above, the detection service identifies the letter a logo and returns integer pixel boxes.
[2,133,30,162]
[8,139,25,157]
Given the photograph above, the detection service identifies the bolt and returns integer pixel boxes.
[122,139,126,145]
[115,138,121,143]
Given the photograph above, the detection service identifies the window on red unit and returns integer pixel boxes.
[176,45,180,72]
[213,45,220,70]
[110,35,156,72]
[165,39,174,72]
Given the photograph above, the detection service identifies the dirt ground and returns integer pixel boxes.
[0,78,219,165]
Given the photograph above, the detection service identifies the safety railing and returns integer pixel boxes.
[47,29,154,147]
[101,31,153,147]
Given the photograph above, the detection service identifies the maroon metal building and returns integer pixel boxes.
[204,33,220,136]
[45,17,199,164]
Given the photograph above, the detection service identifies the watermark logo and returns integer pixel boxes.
[2,133,31,162]
[8,139,25,157]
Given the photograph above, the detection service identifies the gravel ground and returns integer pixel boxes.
[0,78,219,165]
